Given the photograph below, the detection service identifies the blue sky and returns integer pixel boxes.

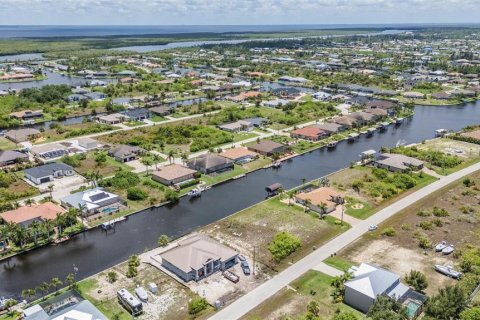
[0,0,478,25]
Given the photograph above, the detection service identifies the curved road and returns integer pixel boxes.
[209,162,480,320]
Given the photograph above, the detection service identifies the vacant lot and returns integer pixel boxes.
[328,166,436,219]
[0,137,16,150]
[0,172,38,201]
[78,261,202,320]
[61,153,133,177]
[242,270,364,320]
[330,170,480,295]
[201,198,350,272]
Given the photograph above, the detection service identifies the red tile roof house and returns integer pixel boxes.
[290,127,327,141]
[0,202,65,228]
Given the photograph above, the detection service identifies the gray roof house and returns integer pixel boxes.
[0,150,29,167]
[247,140,288,157]
[61,187,121,216]
[5,128,41,143]
[187,154,234,174]
[373,153,424,172]
[108,145,144,162]
[24,163,75,185]
[345,263,426,315]
[159,234,238,282]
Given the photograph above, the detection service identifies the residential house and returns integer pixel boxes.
[220,147,258,164]
[262,99,291,108]
[290,127,327,141]
[243,117,268,128]
[61,187,122,217]
[344,263,426,315]
[5,128,41,143]
[314,122,346,134]
[349,111,376,125]
[312,91,332,101]
[30,143,69,160]
[295,187,342,214]
[271,87,301,99]
[187,154,234,174]
[123,108,150,121]
[149,106,174,116]
[0,202,65,228]
[0,150,29,167]
[10,109,43,121]
[97,113,128,124]
[24,162,75,185]
[77,137,101,150]
[373,153,424,172]
[108,145,144,162]
[332,115,357,128]
[159,234,238,282]
[247,140,288,157]
[151,164,197,186]
[84,91,107,101]
[218,120,253,133]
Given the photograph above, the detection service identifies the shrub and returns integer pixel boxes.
[102,170,140,190]
[404,270,428,292]
[188,297,209,315]
[127,187,148,201]
[268,232,301,262]
[419,220,434,230]
[463,178,475,187]
[418,234,432,249]
[107,271,118,283]
[433,206,449,217]
[158,234,169,247]
[417,210,431,217]
[351,180,363,192]
[381,227,396,237]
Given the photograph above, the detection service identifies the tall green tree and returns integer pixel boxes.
[424,285,467,320]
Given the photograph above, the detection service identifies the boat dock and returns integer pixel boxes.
[101,216,127,230]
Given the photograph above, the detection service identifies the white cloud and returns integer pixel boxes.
[0,0,478,25]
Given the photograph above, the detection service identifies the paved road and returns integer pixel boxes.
[209,162,480,320]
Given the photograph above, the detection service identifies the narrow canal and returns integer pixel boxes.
[1,102,479,297]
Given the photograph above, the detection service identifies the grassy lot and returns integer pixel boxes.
[124,120,145,127]
[61,153,133,178]
[0,137,17,150]
[323,256,356,272]
[202,197,350,272]
[231,131,259,143]
[328,166,437,219]
[150,115,167,122]
[0,172,39,201]
[40,122,119,143]
[200,164,247,186]
[332,170,480,295]
[243,270,364,320]
[415,138,480,175]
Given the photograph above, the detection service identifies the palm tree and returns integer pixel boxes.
[77,204,87,224]
[25,198,34,206]
[287,190,296,206]
[29,220,41,245]
[301,177,307,185]
[167,149,176,164]
[319,202,328,219]
[181,153,188,165]
[303,199,312,212]
[13,226,28,249]
[47,184,54,200]
[42,219,55,240]
[38,282,50,299]
[55,213,65,236]
[152,153,162,170]
[50,277,63,293]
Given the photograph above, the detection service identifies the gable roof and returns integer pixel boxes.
[0,150,29,163]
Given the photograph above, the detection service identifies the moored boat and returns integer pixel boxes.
[395,117,404,124]
[435,128,447,137]
[327,141,338,148]
[347,133,359,142]
[442,244,455,255]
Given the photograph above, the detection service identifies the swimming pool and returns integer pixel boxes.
[405,300,422,319]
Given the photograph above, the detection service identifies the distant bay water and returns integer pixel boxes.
[0,24,472,39]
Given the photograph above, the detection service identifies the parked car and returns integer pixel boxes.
[241,261,251,275]
[368,224,378,231]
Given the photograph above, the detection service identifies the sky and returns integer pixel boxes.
[0,0,478,25]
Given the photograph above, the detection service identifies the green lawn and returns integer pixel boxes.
[323,256,356,272]
[0,137,17,150]
[232,131,259,142]
[345,199,375,219]
[150,115,167,122]
[200,164,247,186]
[124,120,145,127]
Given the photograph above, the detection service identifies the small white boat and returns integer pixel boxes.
[347,133,359,142]
[435,128,447,137]
[135,286,148,302]
[272,161,282,168]
[442,244,455,255]
[435,241,447,252]
[434,264,462,279]
[188,187,203,198]
[366,128,376,136]
[395,117,404,124]
[327,141,338,148]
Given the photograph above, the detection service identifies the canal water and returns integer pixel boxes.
[0,102,479,298]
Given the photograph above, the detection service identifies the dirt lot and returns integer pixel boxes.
[334,170,480,295]
[79,261,199,320]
